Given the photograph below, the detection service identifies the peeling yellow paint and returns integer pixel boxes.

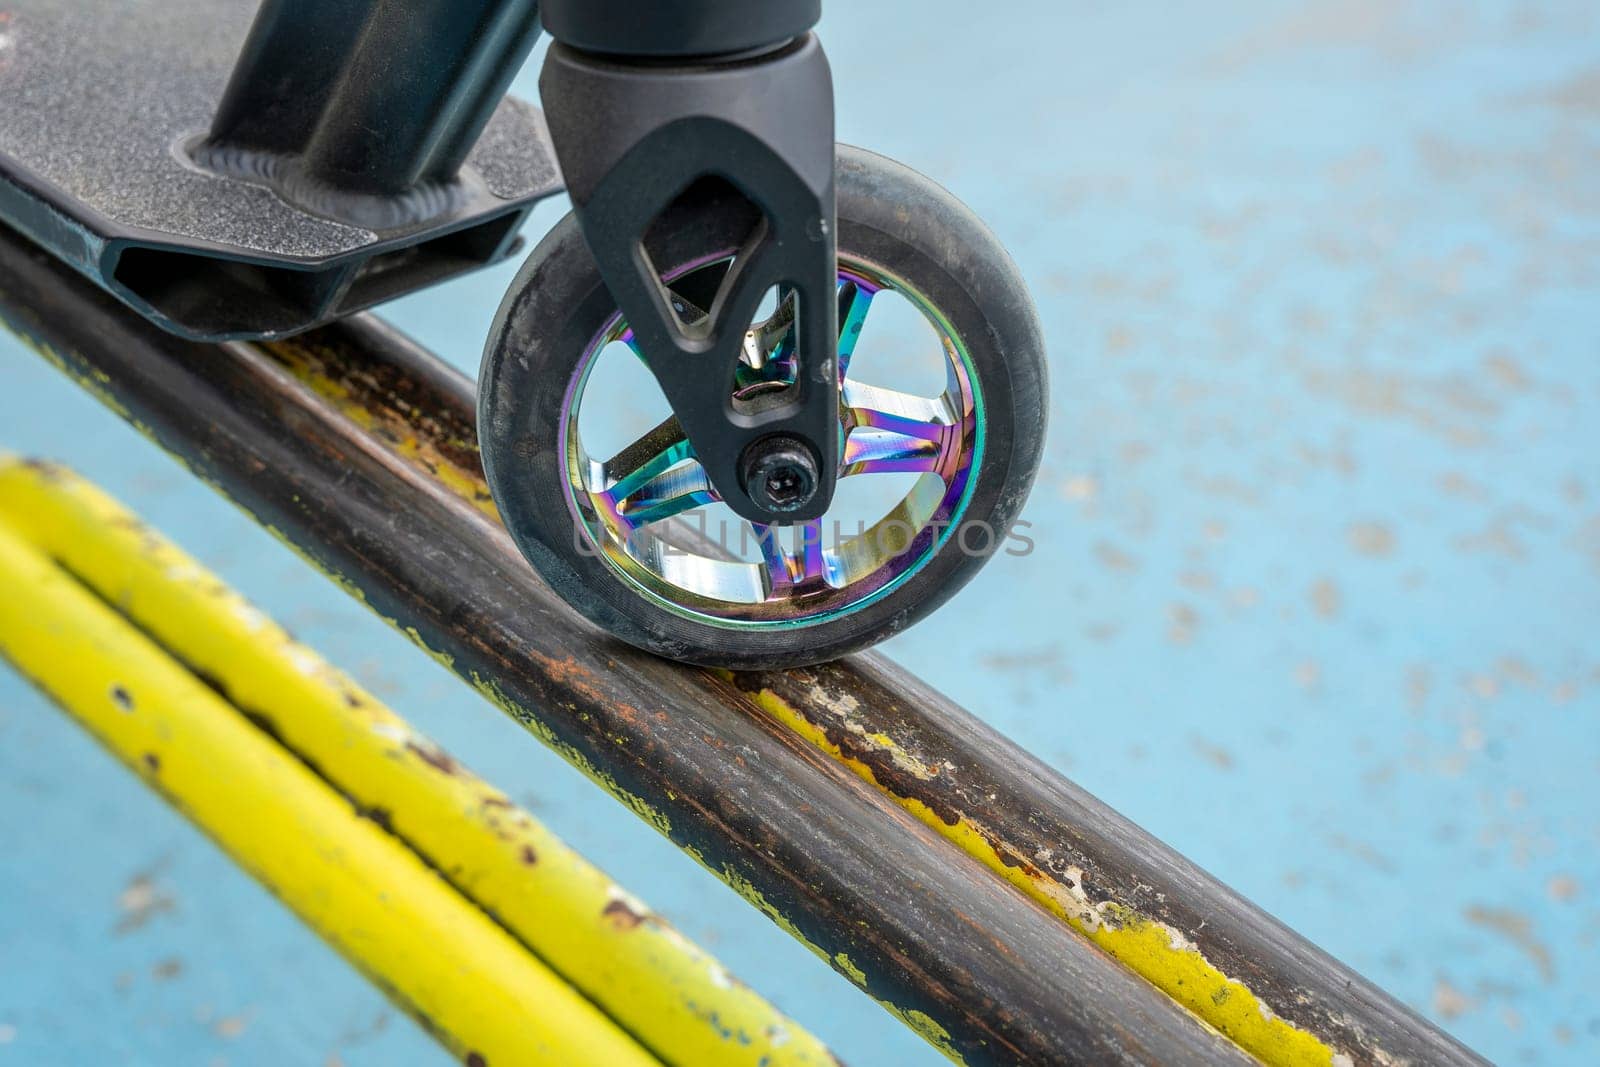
[472,674,676,839]
[796,679,934,780]
[268,347,501,522]
[29,341,134,419]
[1094,909,1336,1066]
[719,870,968,1066]
[833,952,868,986]
[897,1010,961,1063]
[721,869,815,951]
[276,355,377,431]
[744,685,1343,1067]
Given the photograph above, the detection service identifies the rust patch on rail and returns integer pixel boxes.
[265,335,499,518]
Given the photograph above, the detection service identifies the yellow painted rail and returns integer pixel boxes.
[0,457,835,1067]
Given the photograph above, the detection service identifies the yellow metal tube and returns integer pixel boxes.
[0,458,835,1067]
[0,517,660,1067]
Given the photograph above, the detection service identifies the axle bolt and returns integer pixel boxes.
[740,435,820,515]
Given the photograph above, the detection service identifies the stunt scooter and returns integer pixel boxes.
[0,0,1047,668]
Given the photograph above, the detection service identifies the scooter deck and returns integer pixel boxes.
[0,0,563,341]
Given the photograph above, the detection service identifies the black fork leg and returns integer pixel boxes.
[537,1,842,527]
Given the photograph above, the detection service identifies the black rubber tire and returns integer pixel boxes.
[479,145,1047,669]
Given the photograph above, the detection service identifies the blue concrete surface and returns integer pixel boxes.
[3,2,1597,1064]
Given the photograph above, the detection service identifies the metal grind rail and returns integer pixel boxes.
[0,219,1481,1067]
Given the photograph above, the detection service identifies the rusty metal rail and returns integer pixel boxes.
[0,219,1482,1066]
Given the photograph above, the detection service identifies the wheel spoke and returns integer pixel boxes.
[598,417,717,527]
[836,279,874,382]
[615,462,717,526]
[843,429,944,476]
[841,380,956,477]
[754,519,829,593]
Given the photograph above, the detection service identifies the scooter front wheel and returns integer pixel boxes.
[478,146,1047,669]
